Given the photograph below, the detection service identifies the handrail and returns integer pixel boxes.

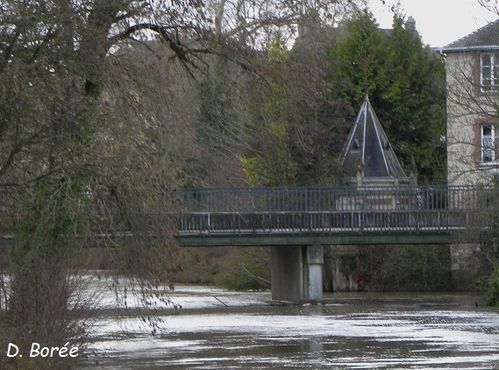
[175,185,493,235]
[179,185,490,213]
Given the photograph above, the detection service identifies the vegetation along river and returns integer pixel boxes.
[82,285,499,369]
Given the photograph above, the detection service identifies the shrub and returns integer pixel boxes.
[214,248,270,291]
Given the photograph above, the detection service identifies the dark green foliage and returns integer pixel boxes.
[330,11,447,183]
[329,10,389,104]
[242,37,350,186]
[214,247,270,291]
[173,247,270,291]
[215,256,270,291]
[357,245,452,291]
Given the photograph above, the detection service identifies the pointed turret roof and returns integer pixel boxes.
[340,96,409,180]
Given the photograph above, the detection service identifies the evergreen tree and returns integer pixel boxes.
[330,12,446,183]
[329,10,389,105]
[382,16,446,183]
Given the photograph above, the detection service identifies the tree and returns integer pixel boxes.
[0,1,369,366]
[479,0,499,14]
[330,11,447,183]
[242,8,447,187]
[191,52,255,187]
[207,0,362,49]
[0,1,210,367]
[241,29,351,186]
[198,0,364,187]
[329,10,389,106]
[241,39,301,186]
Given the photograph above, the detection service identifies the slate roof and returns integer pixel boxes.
[340,96,409,180]
[441,19,499,52]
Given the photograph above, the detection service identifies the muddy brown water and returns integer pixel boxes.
[83,287,499,369]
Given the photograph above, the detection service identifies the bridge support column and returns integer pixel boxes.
[271,246,303,302]
[303,245,323,300]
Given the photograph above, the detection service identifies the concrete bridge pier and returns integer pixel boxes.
[271,246,303,302]
[271,245,323,302]
[303,245,324,301]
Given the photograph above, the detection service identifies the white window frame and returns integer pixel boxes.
[480,52,499,93]
[480,124,496,164]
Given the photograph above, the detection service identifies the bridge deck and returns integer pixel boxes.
[177,231,456,246]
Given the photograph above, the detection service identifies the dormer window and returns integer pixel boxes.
[480,52,499,92]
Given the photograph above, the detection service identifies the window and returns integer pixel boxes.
[481,124,496,163]
[480,52,499,92]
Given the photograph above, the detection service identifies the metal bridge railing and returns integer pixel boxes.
[177,185,491,235]
[180,185,486,213]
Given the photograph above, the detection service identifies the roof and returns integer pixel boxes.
[340,96,409,180]
[441,19,499,53]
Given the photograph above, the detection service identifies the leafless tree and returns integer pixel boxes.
[0,0,368,367]
[0,2,212,365]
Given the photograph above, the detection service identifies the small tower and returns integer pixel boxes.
[340,96,413,186]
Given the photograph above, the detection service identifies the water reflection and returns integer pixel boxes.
[83,287,499,369]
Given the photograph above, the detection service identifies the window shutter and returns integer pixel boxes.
[474,53,481,96]
[474,122,481,166]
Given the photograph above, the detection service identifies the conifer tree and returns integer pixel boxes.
[330,12,446,183]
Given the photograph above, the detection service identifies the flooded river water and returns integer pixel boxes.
[83,286,499,369]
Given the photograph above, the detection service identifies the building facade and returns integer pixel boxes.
[441,21,498,289]
[442,20,499,186]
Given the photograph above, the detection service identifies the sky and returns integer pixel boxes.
[367,0,497,47]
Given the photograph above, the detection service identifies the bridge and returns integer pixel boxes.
[176,185,485,246]
[175,184,490,302]
[0,185,491,303]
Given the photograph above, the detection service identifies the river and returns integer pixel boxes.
[82,285,499,369]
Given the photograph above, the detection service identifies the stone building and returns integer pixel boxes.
[441,20,499,186]
[441,20,499,289]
